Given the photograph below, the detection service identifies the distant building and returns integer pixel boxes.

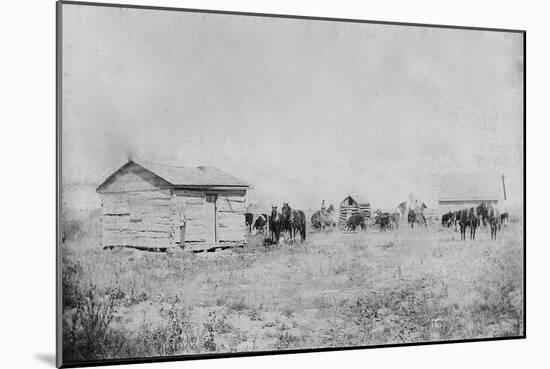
[438,172,506,212]
[339,195,371,223]
[96,159,251,252]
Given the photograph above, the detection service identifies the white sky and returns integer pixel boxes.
[61,4,524,212]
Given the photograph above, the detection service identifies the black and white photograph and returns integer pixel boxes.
[57,1,525,367]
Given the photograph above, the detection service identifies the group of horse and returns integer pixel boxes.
[309,206,406,233]
[373,208,430,231]
[250,203,307,244]
[245,205,423,244]
[441,202,509,241]
[245,200,511,245]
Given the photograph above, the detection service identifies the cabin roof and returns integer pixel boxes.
[438,172,504,202]
[97,159,250,192]
[341,194,369,205]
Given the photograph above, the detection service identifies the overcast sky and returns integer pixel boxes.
[61,4,524,212]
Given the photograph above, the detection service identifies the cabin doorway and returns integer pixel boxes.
[205,194,218,243]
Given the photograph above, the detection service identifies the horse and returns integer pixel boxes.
[291,209,307,242]
[457,209,469,241]
[416,212,428,227]
[311,212,322,231]
[346,213,366,231]
[500,212,509,231]
[269,206,282,244]
[488,206,499,240]
[453,210,462,231]
[441,211,455,228]
[253,214,268,234]
[319,208,338,231]
[397,201,407,221]
[476,202,489,227]
[408,209,417,228]
[280,202,294,239]
[468,207,479,240]
[390,212,400,230]
[245,213,254,233]
[374,213,392,231]
[311,207,338,232]
[281,203,306,243]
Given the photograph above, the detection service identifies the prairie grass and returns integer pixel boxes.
[62,221,524,362]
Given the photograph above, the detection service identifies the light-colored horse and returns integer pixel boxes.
[319,209,338,231]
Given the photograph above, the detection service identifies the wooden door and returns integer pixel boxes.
[205,194,218,243]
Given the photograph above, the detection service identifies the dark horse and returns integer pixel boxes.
[269,206,282,244]
[468,207,479,240]
[375,213,392,231]
[408,209,417,228]
[457,209,469,241]
[245,213,254,233]
[488,206,499,240]
[346,213,366,231]
[280,202,293,238]
[453,210,462,230]
[281,203,306,243]
[441,211,455,228]
[253,214,268,233]
[476,202,489,227]
[499,212,509,231]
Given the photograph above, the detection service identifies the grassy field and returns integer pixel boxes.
[62,220,524,362]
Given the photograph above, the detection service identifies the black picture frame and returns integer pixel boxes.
[56,1,526,367]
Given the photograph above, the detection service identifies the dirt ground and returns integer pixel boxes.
[62,220,524,361]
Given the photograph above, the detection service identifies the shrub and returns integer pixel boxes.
[62,256,83,308]
[275,332,301,350]
[132,302,203,356]
[61,219,86,243]
[228,297,248,312]
[63,285,124,362]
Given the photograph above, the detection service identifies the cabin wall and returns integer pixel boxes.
[99,186,248,250]
[171,189,209,246]
[340,201,371,222]
[170,189,247,247]
[99,189,172,249]
[217,192,247,243]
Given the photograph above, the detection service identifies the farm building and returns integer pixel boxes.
[96,159,251,252]
[438,172,506,213]
[339,195,371,223]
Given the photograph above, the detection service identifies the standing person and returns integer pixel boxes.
[179,210,187,249]
[321,200,326,214]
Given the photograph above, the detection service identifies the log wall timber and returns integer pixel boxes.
[217,195,246,242]
[169,190,248,248]
[100,189,172,249]
[339,202,371,222]
[171,190,210,246]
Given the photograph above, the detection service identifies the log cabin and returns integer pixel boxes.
[339,194,371,223]
[96,159,251,252]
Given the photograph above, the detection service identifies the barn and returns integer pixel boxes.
[339,195,371,223]
[438,172,506,214]
[96,159,251,252]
